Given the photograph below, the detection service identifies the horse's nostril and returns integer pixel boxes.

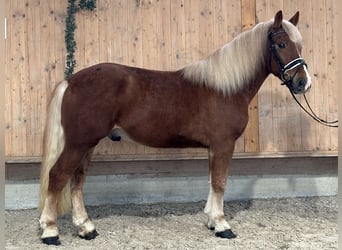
[297,78,307,90]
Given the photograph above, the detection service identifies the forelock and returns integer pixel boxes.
[282,20,303,48]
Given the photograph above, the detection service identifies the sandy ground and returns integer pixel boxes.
[5,196,337,250]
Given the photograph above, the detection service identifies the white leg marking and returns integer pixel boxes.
[72,189,95,237]
[204,172,212,215]
[41,226,59,239]
[39,196,59,239]
[204,185,231,232]
[73,218,96,237]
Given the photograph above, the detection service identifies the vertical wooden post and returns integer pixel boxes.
[241,0,259,153]
[1,3,5,238]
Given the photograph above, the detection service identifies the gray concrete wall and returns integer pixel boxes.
[6,173,337,210]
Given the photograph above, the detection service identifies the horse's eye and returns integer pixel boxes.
[278,42,286,49]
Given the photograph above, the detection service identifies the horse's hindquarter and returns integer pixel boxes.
[62,63,132,147]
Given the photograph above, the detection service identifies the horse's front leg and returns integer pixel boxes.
[204,146,237,239]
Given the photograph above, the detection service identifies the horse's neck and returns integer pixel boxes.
[239,24,272,103]
[242,66,270,104]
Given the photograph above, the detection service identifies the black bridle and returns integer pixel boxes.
[268,29,338,128]
[268,29,307,87]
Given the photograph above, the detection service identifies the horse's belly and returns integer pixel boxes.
[109,127,206,148]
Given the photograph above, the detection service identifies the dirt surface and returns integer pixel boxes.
[5,196,337,249]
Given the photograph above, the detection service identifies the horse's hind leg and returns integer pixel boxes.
[204,145,237,239]
[71,148,99,240]
[39,192,60,245]
[39,146,91,245]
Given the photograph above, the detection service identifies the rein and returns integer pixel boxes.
[268,30,338,128]
[287,89,338,128]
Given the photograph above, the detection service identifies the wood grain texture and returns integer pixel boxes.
[5,156,337,180]
[5,0,338,161]
[241,0,259,153]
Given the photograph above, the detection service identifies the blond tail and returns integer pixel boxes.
[39,80,71,215]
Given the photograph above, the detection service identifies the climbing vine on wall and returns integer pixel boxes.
[64,0,96,78]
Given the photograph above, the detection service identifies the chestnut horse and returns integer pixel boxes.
[39,11,311,245]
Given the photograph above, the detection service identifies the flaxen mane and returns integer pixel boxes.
[181,19,303,95]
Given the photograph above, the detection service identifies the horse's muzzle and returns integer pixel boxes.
[292,77,311,94]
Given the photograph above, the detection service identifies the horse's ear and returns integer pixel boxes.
[273,10,283,29]
[289,11,299,26]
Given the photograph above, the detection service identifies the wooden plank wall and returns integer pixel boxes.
[5,0,338,161]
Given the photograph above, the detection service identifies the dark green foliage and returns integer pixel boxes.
[64,0,77,78]
[79,0,96,11]
[64,0,96,78]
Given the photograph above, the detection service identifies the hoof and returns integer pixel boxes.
[42,236,61,245]
[215,229,237,239]
[80,230,99,240]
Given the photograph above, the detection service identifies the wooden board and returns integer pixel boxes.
[5,156,338,180]
[241,0,259,153]
[5,0,338,161]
